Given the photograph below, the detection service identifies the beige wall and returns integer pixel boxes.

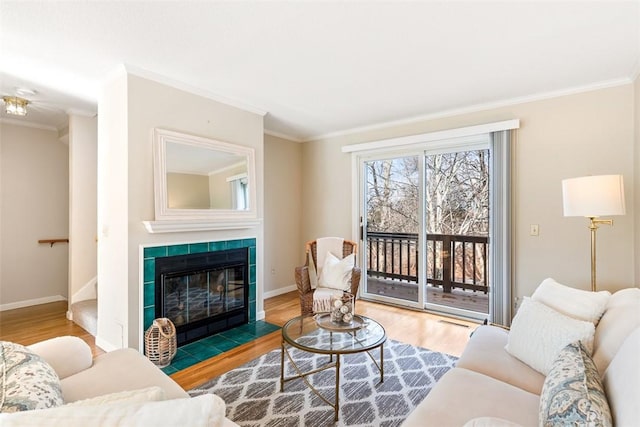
[301,136,354,242]
[68,115,98,304]
[0,123,69,308]
[264,134,302,295]
[98,70,264,351]
[303,84,636,300]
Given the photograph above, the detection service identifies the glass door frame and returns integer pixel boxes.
[354,136,491,320]
[357,149,426,311]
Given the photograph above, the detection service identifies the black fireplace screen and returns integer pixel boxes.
[162,266,245,326]
[155,248,249,346]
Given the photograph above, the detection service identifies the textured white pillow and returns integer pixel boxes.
[531,278,610,324]
[505,298,595,375]
[318,252,355,291]
[64,387,166,406]
[0,394,226,427]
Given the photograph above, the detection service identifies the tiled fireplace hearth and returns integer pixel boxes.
[143,238,257,343]
[142,237,280,375]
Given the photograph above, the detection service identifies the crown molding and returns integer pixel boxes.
[66,108,96,117]
[264,128,304,143]
[306,77,633,143]
[120,64,268,117]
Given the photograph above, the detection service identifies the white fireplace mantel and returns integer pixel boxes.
[142,219,262,233]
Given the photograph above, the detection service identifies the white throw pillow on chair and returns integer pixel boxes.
[318,252,355,292]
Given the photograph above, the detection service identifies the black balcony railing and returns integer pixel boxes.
[366,231,489,294]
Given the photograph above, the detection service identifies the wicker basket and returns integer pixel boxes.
[144,318,177,368]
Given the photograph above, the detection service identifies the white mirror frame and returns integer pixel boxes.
[146,128,258,231]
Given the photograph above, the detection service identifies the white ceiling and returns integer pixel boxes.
[1,1,638,141]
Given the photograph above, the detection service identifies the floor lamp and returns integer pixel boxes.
[562,175,626,292]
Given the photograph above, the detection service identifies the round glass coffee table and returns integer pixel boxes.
[280,314,386,421]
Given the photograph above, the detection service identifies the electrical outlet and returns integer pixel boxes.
[530,224,539,236]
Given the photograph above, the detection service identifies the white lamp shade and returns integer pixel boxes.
[562,174,626,217]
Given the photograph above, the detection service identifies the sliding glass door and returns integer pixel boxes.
[423,150,489,318]
[359,141,490,320]
[362,155,422,308]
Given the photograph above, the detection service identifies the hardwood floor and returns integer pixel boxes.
[0,301,104,357]
[0,291,478,391]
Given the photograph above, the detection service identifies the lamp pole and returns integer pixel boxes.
[588,217,613,292]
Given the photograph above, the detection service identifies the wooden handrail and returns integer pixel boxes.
[366,231,489,294]
[38,238,69,247]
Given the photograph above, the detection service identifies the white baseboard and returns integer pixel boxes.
[0,295,67,312]
[263,284,296,299]
[66,310,73,320]
[256,285,295,322]
[95,336,117,353]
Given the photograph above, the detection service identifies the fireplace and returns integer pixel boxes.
[154,248,249,346]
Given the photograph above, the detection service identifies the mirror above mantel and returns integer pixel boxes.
[143,128,259,233]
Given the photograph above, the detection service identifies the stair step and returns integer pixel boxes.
[71,299,97,336]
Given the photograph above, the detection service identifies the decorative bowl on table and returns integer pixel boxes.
[330,292,354,325]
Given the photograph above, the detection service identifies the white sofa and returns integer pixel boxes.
[403,286,640,427]
[1,336,238,426]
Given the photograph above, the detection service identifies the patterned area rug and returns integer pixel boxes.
[189,339,457,426]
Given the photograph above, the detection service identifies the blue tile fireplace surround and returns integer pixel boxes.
[142,238,278,374]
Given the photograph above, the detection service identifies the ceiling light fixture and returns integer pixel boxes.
[3,96,30,116]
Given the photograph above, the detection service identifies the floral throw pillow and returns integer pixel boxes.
[0,341,64,412]
[539,341,612,427]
